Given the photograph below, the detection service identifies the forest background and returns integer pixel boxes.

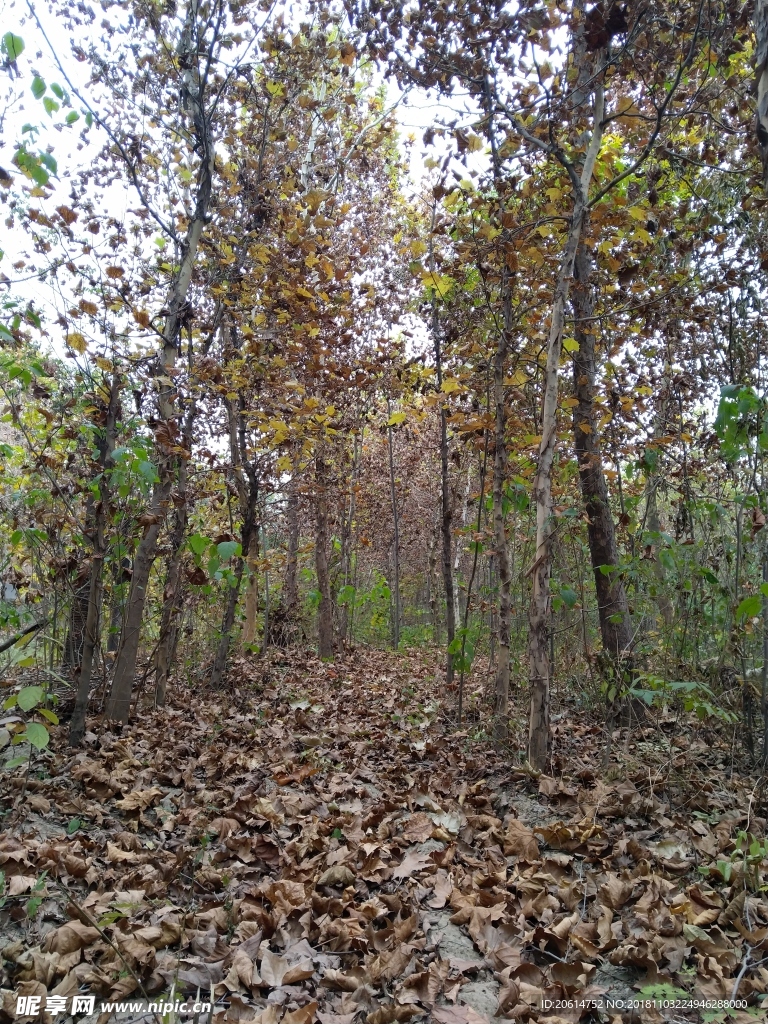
[0,0,768,770]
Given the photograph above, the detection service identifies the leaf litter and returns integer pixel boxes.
[1,648,767,1023]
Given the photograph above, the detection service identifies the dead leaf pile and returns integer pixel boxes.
[1,648,767,1023]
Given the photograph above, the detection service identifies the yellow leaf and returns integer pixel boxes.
[562,397,579,408]
[95,357,113,371]
[67,333,87,354]
[562,337,579,352]
[578,420,593,434]
[441,378,461,394]
[387,411,407,426]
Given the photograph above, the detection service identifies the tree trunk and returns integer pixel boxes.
[571,239,634,672]
[431,292,456,683]
[62,580,89,671]
[315,453,334,660]
[154,459,190,706]
[242,531,260,648]
[337,423,362,643]
[527,32,605,769]
[210,556,246,686]
[70,379,119,745]
[528,197,592,770]
[387,400,401,650]
[106,0,216,722]
[209,377,259,686]
[492,281,513,741]
[285,464,300,616]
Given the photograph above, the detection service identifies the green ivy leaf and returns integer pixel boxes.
[31,76,46,99]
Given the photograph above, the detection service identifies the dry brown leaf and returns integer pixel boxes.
[502,820,538,861]
[42,922,100,955]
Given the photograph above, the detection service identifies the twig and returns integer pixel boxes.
[0,619,48,655]
[50,878,162,1023]
[731,946,752,1001]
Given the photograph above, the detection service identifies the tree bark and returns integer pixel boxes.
[285,465,300,617]
[70,379,119,745]
[431,285,456,683]
[492,281,513,740]
[315,452,334,660]
[337,422,362,644]
[241,531,260,648]
[106,0,217,722]
[571,239,633,670]
[153,461,188,707]
[62,580,89,671]
[387,399,401,650]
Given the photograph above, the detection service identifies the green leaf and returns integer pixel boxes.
[38,707,58,725]
[137,460,159,483]
[31,77,46,99]
[66,818,81,835]
[2,32,24,60]
[17,685,43,712]
[216,541,241,561]
[188,534,209,556]
[85,111,93,128]
[737,595,762,621]
[559,586,578,609]
[38,152,57,174]
[23,722,49,750]
[42,96,60,116]
[65,111,79,125]
[50,82,64,99]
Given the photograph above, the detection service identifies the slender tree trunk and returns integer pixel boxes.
[428,526,439,642]
[387,400,401,650]
[210,556,246,686]
[571,239,634,670]
[338,423,362,643]
[106,0,216,721]
[210,375,259,685]
[242,531,260,647]
[315,452,334,660]
[62,580,89,671]
[154,459,189,706]
[70,379,119,745]
[431,290,456,683]
[285,466,300,616]
[492,286,513,740]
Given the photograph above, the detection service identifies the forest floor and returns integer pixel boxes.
[1,647,767,1024]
